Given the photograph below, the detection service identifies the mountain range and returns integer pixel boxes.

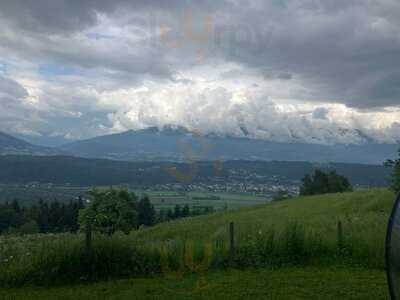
[0,132,63,156]
[1,126,398,165]
[60,126,398,165]
[0,155,390,187]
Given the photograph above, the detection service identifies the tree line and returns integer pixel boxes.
[78,189,214,235]
[0,191,214,235]
[0,198,84,235]
[299,148,400,196]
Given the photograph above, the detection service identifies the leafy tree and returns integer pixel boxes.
[137,195,156,227]
[385,149,400,193]
[300,169,352,196]
[79,189,138,235]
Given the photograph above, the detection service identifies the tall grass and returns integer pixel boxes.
[0,189,394,287]
[0,221,387,287]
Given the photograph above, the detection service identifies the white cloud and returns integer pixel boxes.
[0,1,400,145]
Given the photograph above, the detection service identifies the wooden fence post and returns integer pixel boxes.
[85,221,92,257]
[337,220,343,251]
[229,222,235,259]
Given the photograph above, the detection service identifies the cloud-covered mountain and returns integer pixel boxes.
[61,125,399,165]
[0,131,64,156]
[1,1,400,143]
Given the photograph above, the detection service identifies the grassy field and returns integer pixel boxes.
[141,191,268,210]
[134,188,394,245]
[0,184,268,210]
[0,267,389,299]
[0,188,395,299]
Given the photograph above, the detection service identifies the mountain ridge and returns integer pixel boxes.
[0,131,65,156]
[60,126,399,165]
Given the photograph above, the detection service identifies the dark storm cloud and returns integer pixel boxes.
[0,0,231,83]
[0,0,228,34]
[1,0,400,142]
[213,0,400,108]
[1,0,400,108]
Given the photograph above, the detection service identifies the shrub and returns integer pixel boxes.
[300,169,353,196]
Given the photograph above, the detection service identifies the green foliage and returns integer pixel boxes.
[137,196,156,227]
[0,199,83,234]
[0,234,160,286]
[0,189,395,287]
[79,189,138,235]
[300,169,353,196]
[385,149,400,192]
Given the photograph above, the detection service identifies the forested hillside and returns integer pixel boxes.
[0,155,391,186]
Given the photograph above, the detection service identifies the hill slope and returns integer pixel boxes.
[135,189,395,248]
[0,189,394,299]
[0,131,63,156]
[61,126,399,164]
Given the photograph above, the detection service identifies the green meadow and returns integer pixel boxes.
[0,189,395,299]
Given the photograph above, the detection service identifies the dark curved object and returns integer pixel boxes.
[386,192,400,300]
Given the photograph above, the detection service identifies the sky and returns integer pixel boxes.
[0,0,400,145]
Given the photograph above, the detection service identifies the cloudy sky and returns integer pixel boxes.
[1,0,400,145]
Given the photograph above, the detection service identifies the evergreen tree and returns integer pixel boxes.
[173,205,182,219]
[137,196,156,227]
[182,204,190,218]
[167,209,174,220]
[385,149,400,193]
[38,199,50,233]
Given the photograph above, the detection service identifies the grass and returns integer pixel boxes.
[0,267,389,299]
[137,190,268,210]
[134,189,394,248]
[0,188,395,293]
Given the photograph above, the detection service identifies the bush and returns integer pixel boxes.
[300,169,353,196]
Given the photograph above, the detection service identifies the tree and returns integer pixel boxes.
[137,195,156,227]
[167,209,174,220]
[79,188,138,235]
[38,199,50,233]
[173,205,182,219]
[300,169,352,196]
[182,204,190,218]
[0,206,16,234]
[385,149,400,193]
